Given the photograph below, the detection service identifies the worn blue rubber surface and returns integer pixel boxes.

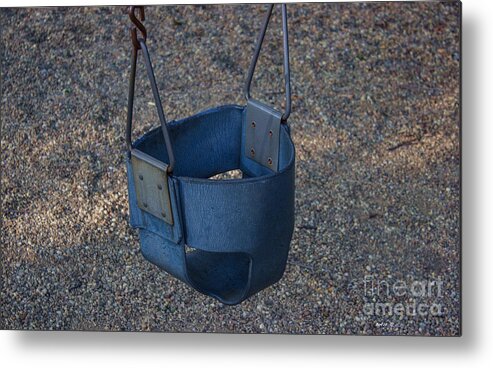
[126,105,295,304]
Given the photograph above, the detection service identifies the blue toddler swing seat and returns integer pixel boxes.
[125,4,295,305]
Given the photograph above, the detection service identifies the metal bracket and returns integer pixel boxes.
[130,149,174,225]
[245,99,282,172]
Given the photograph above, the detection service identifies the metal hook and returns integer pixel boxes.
[128,6,147,50]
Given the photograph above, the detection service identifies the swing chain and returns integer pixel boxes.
[128,6,147,50]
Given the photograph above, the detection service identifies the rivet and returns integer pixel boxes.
[139,174,144,180]
[157,184,163,190]
[267,158,273,165]
[250,148,255,157]
[161,212,166,218]
[269,130,273,137]
[143,203,148,208]
[251,121,256,128]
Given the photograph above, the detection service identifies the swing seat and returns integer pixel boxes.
[126,105,295,304]
[124,4,294,304]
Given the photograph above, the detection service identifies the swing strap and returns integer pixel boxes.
[244,3,292,123]
[126,6,176,173]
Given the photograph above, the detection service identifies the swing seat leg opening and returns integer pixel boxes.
[186,248,252,304]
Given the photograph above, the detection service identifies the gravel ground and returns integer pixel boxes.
[0,3,460,335]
